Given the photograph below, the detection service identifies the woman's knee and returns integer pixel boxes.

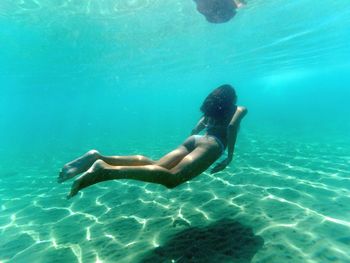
[163,170,188,189]
[163,177,181,189]
[135,155,155,164]
[88,149,101,159]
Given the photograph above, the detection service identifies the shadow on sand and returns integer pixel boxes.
[140,219,264,263]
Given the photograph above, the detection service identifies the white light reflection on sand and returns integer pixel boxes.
[1,134,350,262]
[195,207,210,220]
[121,215,147,229]
[86,226,91,241]
[95,253,103,263]
[265,194,350,228]
[172,206,191,227]
[151,235,160,248]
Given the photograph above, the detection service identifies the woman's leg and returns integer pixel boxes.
[67,143,222,198]
[155,135,198,169]
[58,150,155,183]
[59,136,196,183]
[155,146,189,169]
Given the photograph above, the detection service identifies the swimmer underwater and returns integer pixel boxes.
[58,84,248,199]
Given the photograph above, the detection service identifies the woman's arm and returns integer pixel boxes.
[191,116,207,135]
[226,106,248,161]
[211,106,248,174]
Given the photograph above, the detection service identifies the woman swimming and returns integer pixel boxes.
[58,84,247,199]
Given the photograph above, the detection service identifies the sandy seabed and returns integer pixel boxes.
[1,133,349,263]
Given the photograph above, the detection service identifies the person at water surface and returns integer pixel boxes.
[194,0,245,23]
[58,85,248,199]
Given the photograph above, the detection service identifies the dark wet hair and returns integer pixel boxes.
[200,84,237,121]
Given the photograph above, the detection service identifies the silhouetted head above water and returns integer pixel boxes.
[194,0,237,23]
[201,84,237,121]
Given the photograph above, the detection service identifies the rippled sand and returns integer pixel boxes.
[1,133,349,263]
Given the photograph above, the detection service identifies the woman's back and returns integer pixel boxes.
[205,105,238,148]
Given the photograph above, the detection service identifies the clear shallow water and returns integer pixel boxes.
[1,0,350,262]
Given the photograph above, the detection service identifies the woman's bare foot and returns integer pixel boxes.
[67,160,109,199]
[58,150,100,183]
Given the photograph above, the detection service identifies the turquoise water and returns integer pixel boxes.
[1,0,350,262]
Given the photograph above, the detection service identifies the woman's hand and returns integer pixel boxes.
[210,158,232,174]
